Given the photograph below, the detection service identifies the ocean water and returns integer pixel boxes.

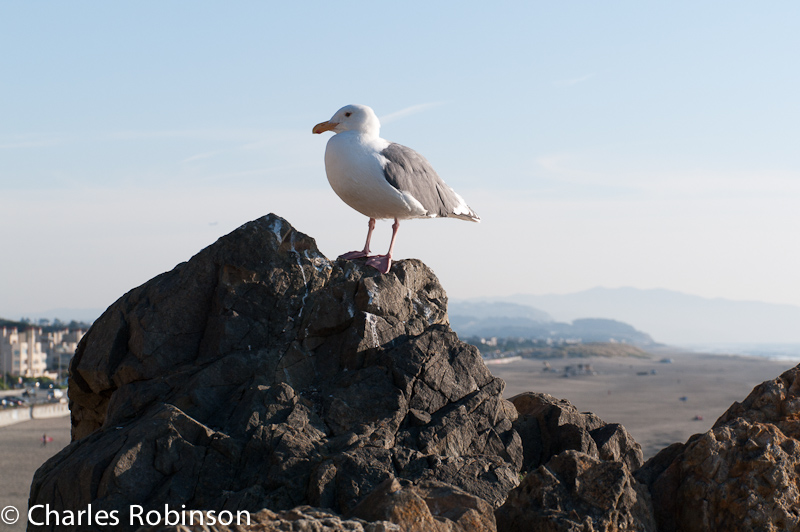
[680,343,800,362]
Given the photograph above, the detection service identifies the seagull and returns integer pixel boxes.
[312,104,480,273]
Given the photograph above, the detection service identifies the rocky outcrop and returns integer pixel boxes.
[497,450,656,532]
[139,479,495,532]
[28,214,521,532]
[496,393,655,532]
[636,364,800,532]
[349,478,497,532]
[509,392,644,473]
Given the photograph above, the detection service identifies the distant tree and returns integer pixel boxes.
[37,376,55,386]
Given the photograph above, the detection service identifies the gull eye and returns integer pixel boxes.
[345,112,352,117]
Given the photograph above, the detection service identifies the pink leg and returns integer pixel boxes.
[339,218,376,260]
[366,218,399,274]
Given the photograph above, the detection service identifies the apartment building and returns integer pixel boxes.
[0,326,82,379]
[1,327,48,377]
[43,329,84,374]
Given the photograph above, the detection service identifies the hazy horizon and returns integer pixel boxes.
[6,282,800,320]
[6,283,800,351]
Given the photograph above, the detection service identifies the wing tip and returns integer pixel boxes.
[451,211,481,223]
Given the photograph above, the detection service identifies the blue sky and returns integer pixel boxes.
[1,2,799,318]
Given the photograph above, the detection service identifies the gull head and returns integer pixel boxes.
[312,104,380,137]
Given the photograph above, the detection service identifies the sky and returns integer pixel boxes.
[1,1,799,320]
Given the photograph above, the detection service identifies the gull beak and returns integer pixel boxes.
[312,121,338,134]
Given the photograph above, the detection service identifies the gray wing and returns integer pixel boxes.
[380,143,480,221]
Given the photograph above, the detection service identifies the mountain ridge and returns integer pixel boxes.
[1,307,104,323]
[9,288,800,345]
[469,287,800,344]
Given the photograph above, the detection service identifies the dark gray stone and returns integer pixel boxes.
[29,214,521,532]
[496,450,656,532]
[509,392,644,473]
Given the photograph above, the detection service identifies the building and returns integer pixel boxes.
[42,328,84,375]
[0,326,83,380]
[1,327,49,378]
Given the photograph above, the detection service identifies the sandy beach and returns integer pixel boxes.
[0,416,71,532]
[489,350,798,459]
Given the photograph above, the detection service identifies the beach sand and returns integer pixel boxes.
[489,350,798,459]
[0,416,71,532]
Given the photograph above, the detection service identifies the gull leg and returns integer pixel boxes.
[366,218,399,274]
[339,218,376,260]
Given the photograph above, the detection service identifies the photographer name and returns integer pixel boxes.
[28,504,251,527]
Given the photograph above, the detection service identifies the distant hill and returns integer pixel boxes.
[0,316,92,332]
[518,342,650,359]
[448,300,654,346]
[11,307,103,323]
[448,301,552,322]
[0,318,25,329]
[497,287,800,345]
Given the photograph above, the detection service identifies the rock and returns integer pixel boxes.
[138,506,401,532]
[636,363,800,532]
[509,392,644,472]
[28,214,521,532]
[495,450,656,532]
[498,393,654,532]
[348,477,497,531]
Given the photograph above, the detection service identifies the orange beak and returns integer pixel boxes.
[312,121,338,134]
